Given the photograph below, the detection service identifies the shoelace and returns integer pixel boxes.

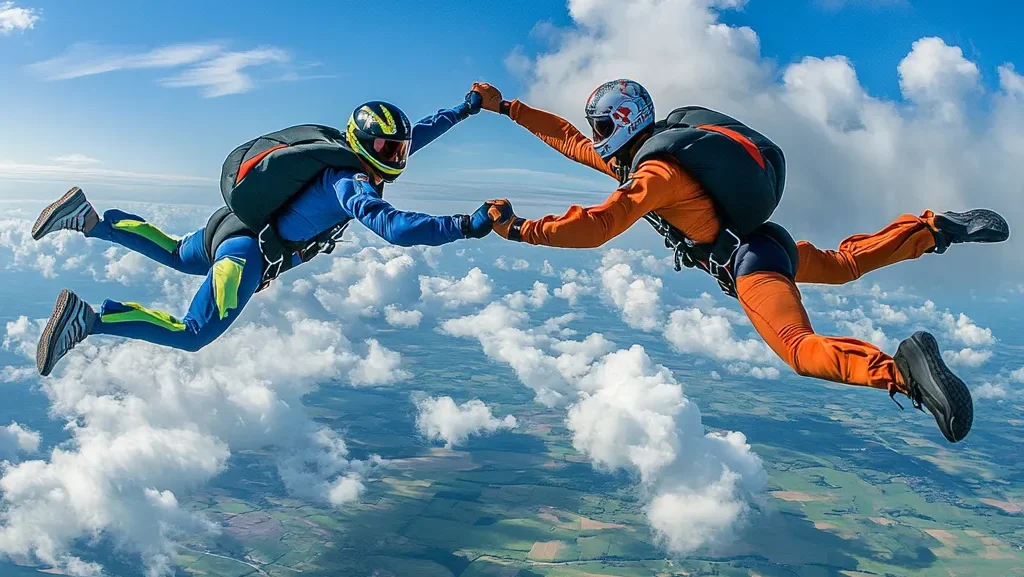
[889,382,924,412]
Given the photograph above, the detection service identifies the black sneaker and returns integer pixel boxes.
[37,289,97,377]
[892,331,973,443]
[931,209,1009,254]
[31,186,99,241]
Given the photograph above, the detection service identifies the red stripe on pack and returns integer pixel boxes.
[696,125,765,170]
[236,144,288,185]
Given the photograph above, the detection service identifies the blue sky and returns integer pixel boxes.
[1,0,1018,181]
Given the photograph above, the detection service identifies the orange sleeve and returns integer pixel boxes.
[518,159,689,248]
[508,100,617,179]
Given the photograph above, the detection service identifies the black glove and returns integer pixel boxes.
[465,90,483,115]
[458,202,495,239]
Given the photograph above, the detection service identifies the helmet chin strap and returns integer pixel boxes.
[612,130,651,184]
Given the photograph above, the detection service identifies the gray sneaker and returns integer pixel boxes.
[31,187,99,240]
[37,289,97,377]
[930,209,1009,254]
[892,331,973,443]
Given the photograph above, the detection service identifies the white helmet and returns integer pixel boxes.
[585,79,655,161]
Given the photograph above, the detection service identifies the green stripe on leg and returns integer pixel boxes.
[101,302,186,331]
[112,220,180,253]
[213,256,246,320]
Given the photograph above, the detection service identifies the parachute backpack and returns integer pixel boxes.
[204,124,368,291]
[635,106,796,298]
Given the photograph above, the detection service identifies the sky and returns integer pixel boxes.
[2,0,1023,292]
[0,2,1023,574]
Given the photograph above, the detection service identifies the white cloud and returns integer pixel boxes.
[973,382,1008,400]
[1010,367,1024,382]
[49,154,101,166]
[504,281,549,310]
[349,339,412,386]
[414,396,517,449]
[384,306,422,328]
[0,232,424,575]
[0,423,40,462]
[599,257,663,332]
[30,42,299,97]
[664,308,776,365]
[0,2,37,34]
[419,267,494,308]
[727,363,780,380]
[541,260,556,276]
[160,48,290,98]
[837,317,897,351]
[942,347,992,368]
[444,300,766,554]
[898,37,981,118]
[512,0,1024,284]
[0,161,214,188]
[871,303,908,325]
[554,280,594,306]
[908,301,995,347]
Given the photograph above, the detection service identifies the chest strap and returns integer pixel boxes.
[643,212,742,299]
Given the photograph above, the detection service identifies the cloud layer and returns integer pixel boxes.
[511,0,1023,286]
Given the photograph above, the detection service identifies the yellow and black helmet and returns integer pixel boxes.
[346,101,413,183]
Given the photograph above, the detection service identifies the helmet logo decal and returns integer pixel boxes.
[612,106,632,124]
[359,104,398,136]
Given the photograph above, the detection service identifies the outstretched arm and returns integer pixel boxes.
[506,99,617,180]
[409,91,482,155]
[339,177,464,246]
[489,159,702,248]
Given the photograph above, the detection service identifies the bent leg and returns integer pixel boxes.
[87,209,210,275]
[91,236,263,351]
[734,234,906,393]
[795,211,938,285]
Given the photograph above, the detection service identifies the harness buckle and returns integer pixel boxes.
[258,224,286,282]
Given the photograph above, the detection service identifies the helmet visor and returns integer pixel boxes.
[372,137,410,168]
[587,115,616,142]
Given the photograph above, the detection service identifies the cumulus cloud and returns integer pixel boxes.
[0,2,37,34]
[664,308,776,365]
[415,396,517,449]
[973,382,1008,400]
[942,347,992,368]
[419,267,494,308]
[511,0,1023,286]
[0,311,396,575]
[907,300,995,347]
[1010,367,1024,382]
[504,281,550,310]
[443,299,766,554]
[0,423,40,462]
[598,253,664,331]
[384,306,423,328]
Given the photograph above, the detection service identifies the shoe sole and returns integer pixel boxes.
[37,289,76,377]
[896,331,973,443]
[938,209,1010,244]
[31,187,90,241]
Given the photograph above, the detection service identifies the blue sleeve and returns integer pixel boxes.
[337,176,465,247]
[409,102,473,156]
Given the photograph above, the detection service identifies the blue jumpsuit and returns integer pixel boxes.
[86,103,475,351]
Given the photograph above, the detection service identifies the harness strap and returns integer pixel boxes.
[643,212,742,298]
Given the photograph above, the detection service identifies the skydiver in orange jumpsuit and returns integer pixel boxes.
[471,79,1009,444]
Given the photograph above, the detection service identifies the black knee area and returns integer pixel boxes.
[734,224,799,280]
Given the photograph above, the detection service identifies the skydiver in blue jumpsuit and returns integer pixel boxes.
[32,94,494,376]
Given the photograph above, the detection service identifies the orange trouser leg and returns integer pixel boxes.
[736,271,905,392]
[795,211,939,285]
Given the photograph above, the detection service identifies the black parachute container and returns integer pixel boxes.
[219,124,366,232]
[635,106,793,298]
[632,106,786,236]
[204,124,367,288]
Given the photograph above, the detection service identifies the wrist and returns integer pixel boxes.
[499,100,511,116]
[456,214,471,237]
[507,217,526,242]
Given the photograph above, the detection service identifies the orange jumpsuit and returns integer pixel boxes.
[506,100,942,395]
